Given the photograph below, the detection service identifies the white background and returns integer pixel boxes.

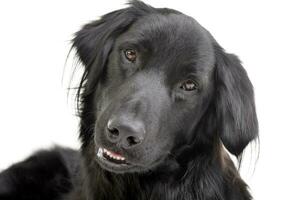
[0,0,299,199]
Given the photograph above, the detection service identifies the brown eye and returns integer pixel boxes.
[124,49,137,62]
[180,79,198,91]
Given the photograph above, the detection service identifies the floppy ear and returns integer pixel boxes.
[72,1,154,89]
[72,9,134,90]
[73,8,136,67]
[214,44,258,156]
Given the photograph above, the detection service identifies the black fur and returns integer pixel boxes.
[0,1,258,200]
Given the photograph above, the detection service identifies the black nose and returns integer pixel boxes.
[106,116,145,149]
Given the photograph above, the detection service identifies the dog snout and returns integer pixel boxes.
[106,115,146,149]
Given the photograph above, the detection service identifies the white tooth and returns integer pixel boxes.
[101,148,125,161]
[97,148,103,157]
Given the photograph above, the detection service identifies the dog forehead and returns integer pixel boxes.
[117,13,215,72]
[122,13,209,47]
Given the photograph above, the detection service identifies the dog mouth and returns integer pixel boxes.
[95,146,165,173]
[97,147,128,165]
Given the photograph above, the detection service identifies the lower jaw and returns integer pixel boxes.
[95,155,140,173]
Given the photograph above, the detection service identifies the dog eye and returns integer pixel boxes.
[124,49,137,62]
[180,79,198,91]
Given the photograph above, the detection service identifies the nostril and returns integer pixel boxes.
[126,136,141,146]
[107,117,145,147]
[107,127,119,138]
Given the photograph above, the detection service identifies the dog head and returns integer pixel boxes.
[72,1,258,173]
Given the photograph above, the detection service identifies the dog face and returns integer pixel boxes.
[93,14,215,173]
[73,1,258,173]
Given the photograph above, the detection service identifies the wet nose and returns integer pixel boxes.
[106,116,145,149]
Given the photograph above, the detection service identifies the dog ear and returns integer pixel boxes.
[72,9,134,89]
[73,9,132,67]
[214,43,258,156]
[72,1,154,89]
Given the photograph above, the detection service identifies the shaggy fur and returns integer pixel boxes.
[0,1,258,200]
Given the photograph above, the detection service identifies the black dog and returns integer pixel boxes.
[0,1,258,199]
